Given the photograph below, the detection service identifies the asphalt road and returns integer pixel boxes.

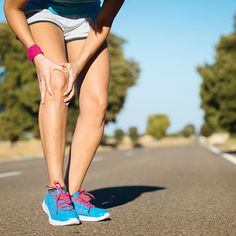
[0,142,236,236]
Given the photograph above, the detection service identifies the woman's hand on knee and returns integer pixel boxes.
[59,62,82,105]
[34,54,66,104]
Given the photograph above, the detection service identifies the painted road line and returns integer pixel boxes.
[208,145,222,155]
[0,171,22,178]
[207,144,236,165]
[199,137,236,165]
[221,153,236,165]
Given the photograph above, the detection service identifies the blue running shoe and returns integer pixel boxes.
[71,189,110,222]
[42,180,81,226]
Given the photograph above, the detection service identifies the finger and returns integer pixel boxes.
[52,64,68,74]
[64,86,75,103]
[64,90,74,103]
[57,62,70,76]
[57,62,67,68]
[63,71,73,96]
[38,79,42,94]
[57,62,65,66]
[37,72,42,89]
[63,81,74,97]
[54,62,68,70]
[45,74,54,97]
[41,81,46,105]
[57,63,70,78]
[38,73,43,98]
[63,70,74,96]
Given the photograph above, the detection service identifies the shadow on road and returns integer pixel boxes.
[90,185,166,209]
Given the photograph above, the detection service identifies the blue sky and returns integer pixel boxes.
[1,1,236,135]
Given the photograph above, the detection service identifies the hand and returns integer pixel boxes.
[33,54,66,105]
[59,62,83,105]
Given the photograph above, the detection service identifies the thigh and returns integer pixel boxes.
[29,22,67,62]
[66,40,110,112]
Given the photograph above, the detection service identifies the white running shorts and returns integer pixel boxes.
[25,9,97,41]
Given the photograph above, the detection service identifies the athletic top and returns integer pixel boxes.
[23,0,101,17]
[53,0,98,3]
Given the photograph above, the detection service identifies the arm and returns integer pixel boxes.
[4,0,35,48]
[63,0,125,97]
[4,0,66,104]
[77,0,125,68]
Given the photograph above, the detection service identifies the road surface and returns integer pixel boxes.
[0,143,236,235]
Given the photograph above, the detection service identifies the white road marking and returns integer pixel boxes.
[208,145,222,155]
[221,153,236,165]
[0,171,22,178]
[199,137,236,165]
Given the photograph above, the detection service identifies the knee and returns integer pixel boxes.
[97,97,108,116]
[83,94,108,125]
[50,70,68,94]
[92,95,108,117]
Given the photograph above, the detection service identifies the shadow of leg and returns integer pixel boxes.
[89,185,166,209]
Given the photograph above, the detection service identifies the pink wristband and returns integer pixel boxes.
[26,44,43,62]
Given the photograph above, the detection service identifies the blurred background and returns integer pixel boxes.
[1,1,236,235]
[0,0,236,159]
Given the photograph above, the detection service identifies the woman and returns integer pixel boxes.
[4,0,124,226]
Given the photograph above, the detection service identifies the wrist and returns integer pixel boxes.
[33,53,44,65]
[75,59,85,72]
[76,49,90,66]
[26,44,44,62]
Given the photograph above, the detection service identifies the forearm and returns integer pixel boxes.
[77,26,110,67]
[4,0,35,48]
[76,0,125,67]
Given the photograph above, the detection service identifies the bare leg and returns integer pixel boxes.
[30,22,68,187]
[65,40,110,194]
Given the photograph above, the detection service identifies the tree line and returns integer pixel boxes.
[108,114,195,147]
[0,23,140,143]
[197,15,236,136]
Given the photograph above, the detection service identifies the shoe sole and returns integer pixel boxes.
[42,201,81,226]
[78,212,110,222]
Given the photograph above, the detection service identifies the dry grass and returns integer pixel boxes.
[217,137,236,152]
[0,139,69,160]
[0,136,194,161]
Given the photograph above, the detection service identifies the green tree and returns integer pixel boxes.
[181,124,195,137]
[197,16,236,135]
[146,114,170,139]
[114,128,125,143]
[0,24,39,142]
[0,23,140,142]
[200,123,215,137]
[128,126,139,144]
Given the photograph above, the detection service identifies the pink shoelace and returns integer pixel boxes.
[73,189,95,211]
[47,180,73,214]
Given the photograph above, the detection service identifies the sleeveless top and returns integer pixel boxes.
[53,0,98,3]
[23,0,101,17]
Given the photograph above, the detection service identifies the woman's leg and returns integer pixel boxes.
[29,22,68,187]
[65,39,110,194]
